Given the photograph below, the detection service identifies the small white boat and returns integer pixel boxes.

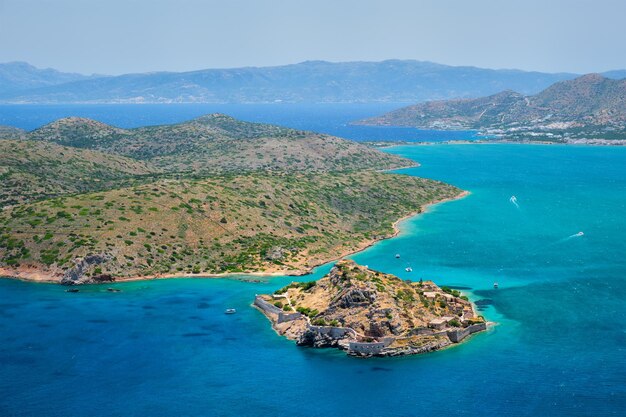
[405,267,412,272]
[493,282,499,289]
[395,254,401,259]
[225,308,237,314]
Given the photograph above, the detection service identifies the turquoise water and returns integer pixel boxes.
[1,144,625,416]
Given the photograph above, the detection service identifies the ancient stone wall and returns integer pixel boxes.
[308,325,356,339]
[348,341,387,355]
[447,322,487,343]
[254,296,282,316]
[277,312,303,323]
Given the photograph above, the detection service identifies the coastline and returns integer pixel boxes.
[0,190,470,285]
[373,139,626,148]
[253,259,487,358]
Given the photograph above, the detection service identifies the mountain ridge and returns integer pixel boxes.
[0,113,415,206]
[357,74,626,142]
[0,60,592,103]
[23,113,411,174]
[0,61,99,95]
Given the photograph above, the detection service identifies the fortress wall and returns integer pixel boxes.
[308,325,355,339]
[277,312,303,323]
[348,341,387,355]
[254,296,282,316]
[447,322,487,343]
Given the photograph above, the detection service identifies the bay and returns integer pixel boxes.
[0,105,624,416]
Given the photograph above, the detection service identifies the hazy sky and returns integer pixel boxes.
[1,0,624,75]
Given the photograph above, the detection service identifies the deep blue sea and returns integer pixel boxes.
[1,105,625,416]
[0,103,479,142]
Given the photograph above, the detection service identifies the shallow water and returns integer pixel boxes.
[1,110,625,415]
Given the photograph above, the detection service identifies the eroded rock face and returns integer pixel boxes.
[61,254,113,285]
[92,274,115,283]
[338,288,376,308]
[297,328,339,348]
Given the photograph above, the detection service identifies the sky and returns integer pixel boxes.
[0,0,625,75]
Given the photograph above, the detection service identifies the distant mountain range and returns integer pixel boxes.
[358,74,626,143]
[0,62,98,96]
[3,60,621,104]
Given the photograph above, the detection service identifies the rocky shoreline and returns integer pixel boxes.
[254,260,487,358]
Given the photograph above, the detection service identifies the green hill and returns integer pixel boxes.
[0,139,158,207]
[0,125,26,140]
[358,74,626,142]
[27,114,412,174]
[0,172,460,283]
[0,113,463,283]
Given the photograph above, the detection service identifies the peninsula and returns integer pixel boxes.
[0,114,462,284]
[357,74,626,145]
[255,260,487,357]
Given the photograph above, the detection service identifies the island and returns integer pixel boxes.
[254,260,487,357]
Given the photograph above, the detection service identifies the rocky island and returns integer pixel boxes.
[255,260,486,357]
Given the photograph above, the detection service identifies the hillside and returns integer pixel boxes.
[0,125,26,140]
[0,60,578,103]
[358,74,626,142]
[0,140,158,207]
[0,172,461,283]
[26,114,412,173]
[256,260,486,357]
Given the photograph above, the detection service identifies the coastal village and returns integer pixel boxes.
[255,259,487,357]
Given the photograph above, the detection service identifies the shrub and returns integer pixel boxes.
[298,281,316,291]
[296,306,319,318]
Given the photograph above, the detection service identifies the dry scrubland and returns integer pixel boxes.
[0,114,460,283]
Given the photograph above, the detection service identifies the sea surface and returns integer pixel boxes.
[1,105,625,416]
[0,103,479,142]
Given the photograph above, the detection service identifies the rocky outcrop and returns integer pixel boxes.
[60,254,113,285]
[296,326,354,348]
[255,260,488,357]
